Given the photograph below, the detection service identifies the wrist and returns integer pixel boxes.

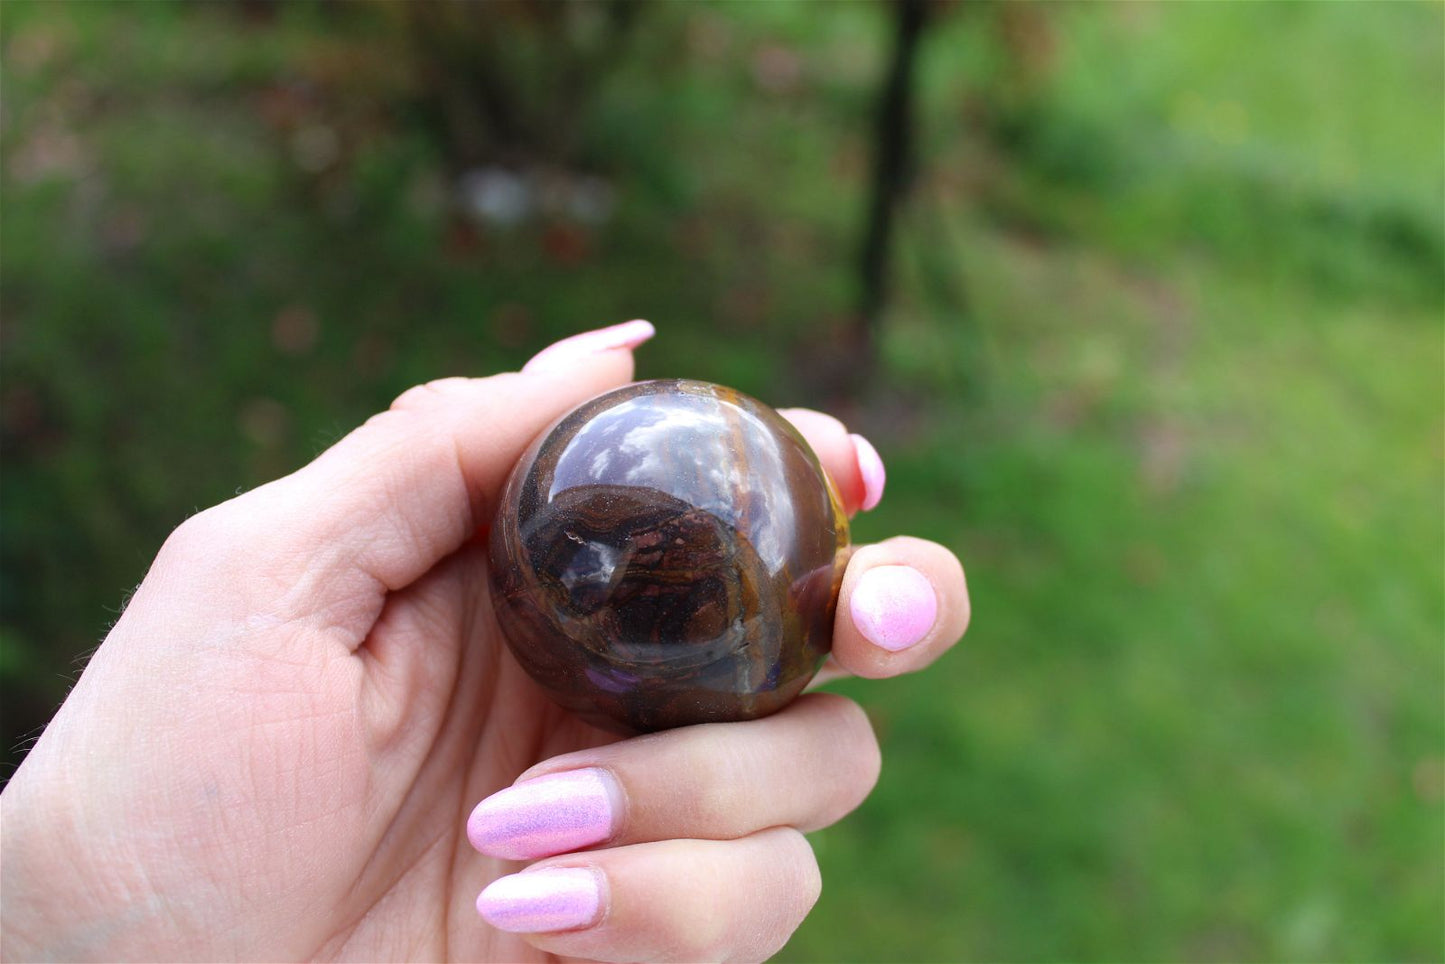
[1,745,167,960]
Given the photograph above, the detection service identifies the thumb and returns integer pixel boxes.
[160,323,650,623]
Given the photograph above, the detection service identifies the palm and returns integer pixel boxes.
[2,514,617,963]
[280,542,619,961]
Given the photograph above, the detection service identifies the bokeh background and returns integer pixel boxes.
[2,2,1441,960]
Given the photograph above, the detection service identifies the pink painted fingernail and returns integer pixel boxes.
[522,319,655,374]
[476,867,602,933]
[851,433,886,511]
[850,565,937,652]
[467,768,619,861]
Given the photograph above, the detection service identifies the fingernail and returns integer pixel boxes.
[850,565,936,652]
[476,867,602,934]
[467,768,619,861]
[522,319,655,374]
[850,433,886,511]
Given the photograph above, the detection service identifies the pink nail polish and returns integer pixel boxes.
[851,433,886,511]
[850,565,936,652]
[476,867,602,933]
[467,768,618,861]
[522,319,655,374]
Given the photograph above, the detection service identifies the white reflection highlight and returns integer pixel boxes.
[546,388,799,572]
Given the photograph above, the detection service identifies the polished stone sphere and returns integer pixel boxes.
[489,379,849,732]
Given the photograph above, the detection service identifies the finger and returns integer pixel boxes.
[830,536,970,679]
[778,408,886,516]
[466,693,878,861]
[476,828,820,963]
[156,322,652,621]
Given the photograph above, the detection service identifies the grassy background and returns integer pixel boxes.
[2,2,1441,960]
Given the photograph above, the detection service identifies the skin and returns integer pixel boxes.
[0,338,970,963]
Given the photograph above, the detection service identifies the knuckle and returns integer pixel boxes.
[683,730,750,833]
[819,694,882,766]
[688,834,820,964]
[799,848,823,915]
[684,901,733,961]
[158,505,233,564]
[155,487,294,576]
[776,828,823,922]
[388,376,473,413]
[807,695,882,819]
[846,713,883,802]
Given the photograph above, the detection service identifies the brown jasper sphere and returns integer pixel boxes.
[489,379,849,733]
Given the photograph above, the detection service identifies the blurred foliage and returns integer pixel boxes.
[1,1,1441,960]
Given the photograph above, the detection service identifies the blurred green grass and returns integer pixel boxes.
[1,2,1441,961]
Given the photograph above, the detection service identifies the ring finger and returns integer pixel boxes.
[477,827,819,963]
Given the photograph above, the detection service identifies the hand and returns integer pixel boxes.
[0,322,970,963]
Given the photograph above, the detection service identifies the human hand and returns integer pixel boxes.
[0,322,970,963]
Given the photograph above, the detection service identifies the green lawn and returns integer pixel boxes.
[2,2,1440,960]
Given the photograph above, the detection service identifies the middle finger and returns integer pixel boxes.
[466,693,880,862]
